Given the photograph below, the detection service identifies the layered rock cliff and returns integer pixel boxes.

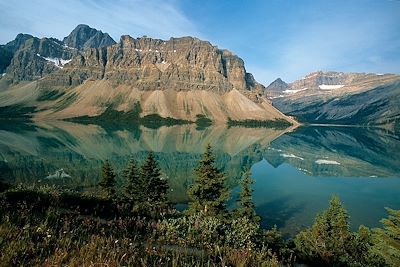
[0,25,295,125]
[6,37,77,83]
[40,35,265,94]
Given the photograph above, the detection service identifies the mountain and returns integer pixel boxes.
[269,71,400,130]
[4,37,78,83]
[0,25,116,85]
[0,34,34,74]
[63,24,116,50]
[0,26,295,125]
[265,78,288,98]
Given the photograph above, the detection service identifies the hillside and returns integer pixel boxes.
[266,71,400,130]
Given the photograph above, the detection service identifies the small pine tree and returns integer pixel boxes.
[294,196,353,265]
[372,208,400,266]
[99,160,116,198]
[236,164,260,224]
[140,152,169,203]
[123,157,142,202]
[188,144,230,217]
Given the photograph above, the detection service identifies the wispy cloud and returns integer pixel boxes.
[0,0,199,43]
[265,2,400,82]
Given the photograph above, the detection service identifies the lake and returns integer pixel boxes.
[1,120,399,237]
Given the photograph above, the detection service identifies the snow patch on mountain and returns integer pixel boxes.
[37,54,72,68]
[281,153,304,160]
[319,84,344,90]
[283,88,308,94]
[315,159,340,165]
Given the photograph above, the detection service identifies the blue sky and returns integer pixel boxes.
[0,0,399,84]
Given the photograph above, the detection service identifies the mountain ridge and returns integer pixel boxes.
[266,71,400,131]
[0,25,296,126]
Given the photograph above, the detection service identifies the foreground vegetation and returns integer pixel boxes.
[0,146,399,266]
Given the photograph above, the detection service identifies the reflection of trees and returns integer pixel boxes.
[0,121,288,201]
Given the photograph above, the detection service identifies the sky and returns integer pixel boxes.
[1,0,399,84]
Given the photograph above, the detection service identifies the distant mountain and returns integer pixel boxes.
[63,24,116,50]
[289,71,377,91]
[0,26,295,125]
[269,71,400,131]
[266,71,399,97]
[265,78,288,98]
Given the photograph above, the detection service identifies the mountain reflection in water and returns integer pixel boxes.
[0,121,399,236]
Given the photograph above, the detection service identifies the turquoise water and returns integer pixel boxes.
[251,160,400,237]
[0,121,399,236]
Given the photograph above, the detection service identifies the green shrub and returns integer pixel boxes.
[225,217,260,249]
[156,213,226,250]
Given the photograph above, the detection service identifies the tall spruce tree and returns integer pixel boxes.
[236,165,260,224]
[123,157,142,202]
[140,152,169,203]
[372,208,400,266]
[188,144,230,217]
[99,160,116,198]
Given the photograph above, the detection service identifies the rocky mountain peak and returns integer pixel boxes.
[265,78,289,98]
[63,24,116,50]
[0,25,119,83]
[268,78,288,89]
[5,33,34,53]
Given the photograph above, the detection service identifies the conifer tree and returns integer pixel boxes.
[236,164,260,224]
[140,152,169,203]
[123,157,142,202]
[373,208,400,266]
[294,196,353,265]
[188,144,230,217]
[99,160,116,198]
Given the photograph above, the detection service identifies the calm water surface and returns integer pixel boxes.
[1,121,399,237]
